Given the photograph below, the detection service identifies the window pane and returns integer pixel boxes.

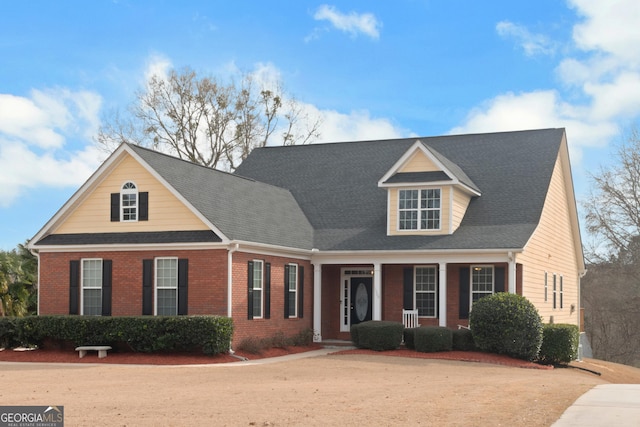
[252,261,263,318]
[288,292,297,317]
[83,289,102,316]
[415,267,437,317]
[157,289,177,315]
[471,266,493,306]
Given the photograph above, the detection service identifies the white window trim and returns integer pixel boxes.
[81,258,102,316]
[544,271,548,302]
[553,273,557,310]
[288,263,298,318]
[121,181,138,222]
[397,187,442,232]
[414,265,438,318]
[470,265,494,309]
[560,275,564,309]
[154,257,178,316]
[253,259,264,319]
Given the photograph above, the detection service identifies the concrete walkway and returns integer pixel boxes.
[552,384,640,426]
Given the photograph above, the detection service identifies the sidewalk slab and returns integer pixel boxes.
[552,384,640,427]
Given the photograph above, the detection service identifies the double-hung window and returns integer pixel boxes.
[415,266,437,317]
[286,264,298,318]
[398,189,441,230]
[81,259,102,315]
[121,181,138,221]
[252,260,264,318]
[471,265,494,306]
[156,257,178,315]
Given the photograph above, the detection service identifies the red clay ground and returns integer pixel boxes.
[2,346,639,426]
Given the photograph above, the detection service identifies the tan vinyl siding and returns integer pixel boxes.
[388,186,451,235]
[517,147,580,325]
[451,187,471,232]
[399,151,440,172]
[55,154,209,234]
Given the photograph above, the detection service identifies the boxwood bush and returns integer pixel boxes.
[351,320,403,351]
[414,326,453,353]
[538,323,579,364]
[2,315,233,355]
[469,293,543,361]
[452,328,476,351]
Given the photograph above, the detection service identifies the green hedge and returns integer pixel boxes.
[469,293,543,361]
[414,326,453,353]
[0,315,233,355]
[452,328,476,351]
[538,323,579,364]
[351,321,403,351]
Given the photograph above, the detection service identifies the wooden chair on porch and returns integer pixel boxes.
[402,309,420,329]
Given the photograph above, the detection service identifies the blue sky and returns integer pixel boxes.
[1,0,639,250]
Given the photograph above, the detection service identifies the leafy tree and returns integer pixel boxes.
[0,243,37,317]
[96,67,321,170]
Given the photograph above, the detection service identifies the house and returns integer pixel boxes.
[28,128,585,346]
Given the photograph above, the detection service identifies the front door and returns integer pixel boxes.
[350,277,373,325]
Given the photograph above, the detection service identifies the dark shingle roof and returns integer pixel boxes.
[384,171,452,184]
[37,231,221,245]
[235,128,565,251]
[128,144,315,249]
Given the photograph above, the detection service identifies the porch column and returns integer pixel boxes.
[313,263,322,342]
[508,252,516,294]
[438,262,447,327]
[373,262,382,320]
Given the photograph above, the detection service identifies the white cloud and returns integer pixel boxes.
[144,53,173,83]
[496,21,556,56]
[315,108,406,143]
[0,89,103,207]
[312,5,381,39]
[457,2,640,170]
[570,0,640,65]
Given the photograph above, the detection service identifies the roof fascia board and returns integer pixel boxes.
[31,241,228,253]
[28,144,130,248]
[231,240,313,260]
[377,140,481,196]
[123,145,231,243]
[378,180,481,196]
[311,248,522,265]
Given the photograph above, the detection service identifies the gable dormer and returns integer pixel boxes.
[378,140,481,236]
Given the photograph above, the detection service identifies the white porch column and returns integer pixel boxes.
[508,252,517,294]
[438,263,447,327]
[373,262,382,320]
[313,263,322,342]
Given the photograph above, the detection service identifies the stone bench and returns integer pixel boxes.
[75,346,112,359]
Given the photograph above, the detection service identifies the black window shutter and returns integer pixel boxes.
[101,260,112,316]
[142,259,153,315]
[139,192,149,221]
[459,267,470,319]
[177,259,189,315]
[264,262,271,319]
[284,264,290,319]
[110,193,120,222]
[494,267,505,293]
[403,267,414,310]
[298,266,304,318]
[247,261,254,320]
[69,260,80,315]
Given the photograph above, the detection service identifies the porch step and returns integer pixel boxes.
[321,339,356,349]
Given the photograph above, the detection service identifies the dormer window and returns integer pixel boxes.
[121,182,138,222]
[399,188,441,230]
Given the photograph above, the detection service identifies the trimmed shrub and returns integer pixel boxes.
[351,321,403,351]
[452,328,476,351]
[469,293,543,361]
[403,328,418,350]
[414,326,453,353]
[538,323,579,364]
[5,315,233,355]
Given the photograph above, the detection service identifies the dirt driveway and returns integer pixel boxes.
[2,351,635,427]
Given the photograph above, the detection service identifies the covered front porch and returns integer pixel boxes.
[310,252,523,342]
